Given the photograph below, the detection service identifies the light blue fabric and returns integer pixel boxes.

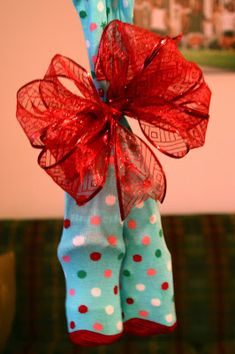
[57,0,176,341]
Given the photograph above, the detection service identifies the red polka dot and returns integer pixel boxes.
[62,255,71,263]
[90,215,101,225]
[161,282,169,290]
[142,235,151,245]
[113,285,118,295]
[90,252,102,261]
[139,310,149,317]
[128,219,136,229]
[93,322,103,331]
[89,23,97,31]
[107,235,117,246]
[126,297,134,304]
[147,268,157,276]
[104,269,112,278]
[78,305,88,313]
[70,321,75,329]
[133,254,142,262]
[64,219,71,228]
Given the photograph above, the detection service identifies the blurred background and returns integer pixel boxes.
[134,0,235,70]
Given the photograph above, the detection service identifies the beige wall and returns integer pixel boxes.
[1,0,234,219]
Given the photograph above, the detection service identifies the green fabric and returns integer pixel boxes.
[1,214,235,353]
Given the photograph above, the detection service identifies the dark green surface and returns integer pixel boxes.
[1,215,235,353]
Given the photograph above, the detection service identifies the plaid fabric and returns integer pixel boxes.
[0,215,235,354]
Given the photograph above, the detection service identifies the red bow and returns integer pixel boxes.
[16,20,211,220]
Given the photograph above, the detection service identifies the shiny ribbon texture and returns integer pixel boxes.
[16,20,211,220]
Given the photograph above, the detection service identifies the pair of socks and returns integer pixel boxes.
[58,160,176,346]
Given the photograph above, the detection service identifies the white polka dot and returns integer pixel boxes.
[167,260,172,272]
[123,0,129,8]
[91,287,102,297]
[149,214,157,224]
[72,235,85,247]
[151,298,161,307]
[116,321,123,331]
[165,314,174,323]
[105,305,114,315]
[135,201,144,209]
[86,40,90,48]
[105,195,116,206]
[136,283,146,291]
[97,1,104,12]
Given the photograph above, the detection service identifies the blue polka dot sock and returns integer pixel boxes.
[57,164,126,346]
[120,199,177,336]
[59,0,134,346]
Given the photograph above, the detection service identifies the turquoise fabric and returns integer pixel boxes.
[56,0,176,343]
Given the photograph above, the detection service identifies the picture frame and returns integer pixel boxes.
[134,0,235,71]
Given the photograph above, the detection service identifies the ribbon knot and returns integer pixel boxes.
[16,20,211,220]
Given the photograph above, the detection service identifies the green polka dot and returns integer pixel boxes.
[123,269,131,277]
[77,270,87,279]
[91,70,96,79]
[106,6,110,15]
[159,229,163,237]
[101,21,107,29]
[79,10,87,19]
[155,249,162,257]
[118,252,124,260]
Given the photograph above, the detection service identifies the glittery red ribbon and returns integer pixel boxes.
[16,20,211,220]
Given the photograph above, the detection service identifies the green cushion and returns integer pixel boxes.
[1,215,235,353]
[201,341,235,354]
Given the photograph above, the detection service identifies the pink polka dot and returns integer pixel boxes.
[107,235,117,246]
[142,236,151,245]
[92,55,97,64]
[149,214,157,224]
[128,219,136,229]
[89,22,97,31]
[69,289,75,296]
[147,268,157,276]
[62,255,71,263]
[139,310,149,317]
[136,201,144,209]
[93,322,103,331]
[90,215,101,225]
[104,269,112,278]
[105,195,116,206]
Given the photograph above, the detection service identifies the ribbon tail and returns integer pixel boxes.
[114,124,166,220]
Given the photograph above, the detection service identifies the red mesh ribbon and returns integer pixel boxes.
[16,20,211,220]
